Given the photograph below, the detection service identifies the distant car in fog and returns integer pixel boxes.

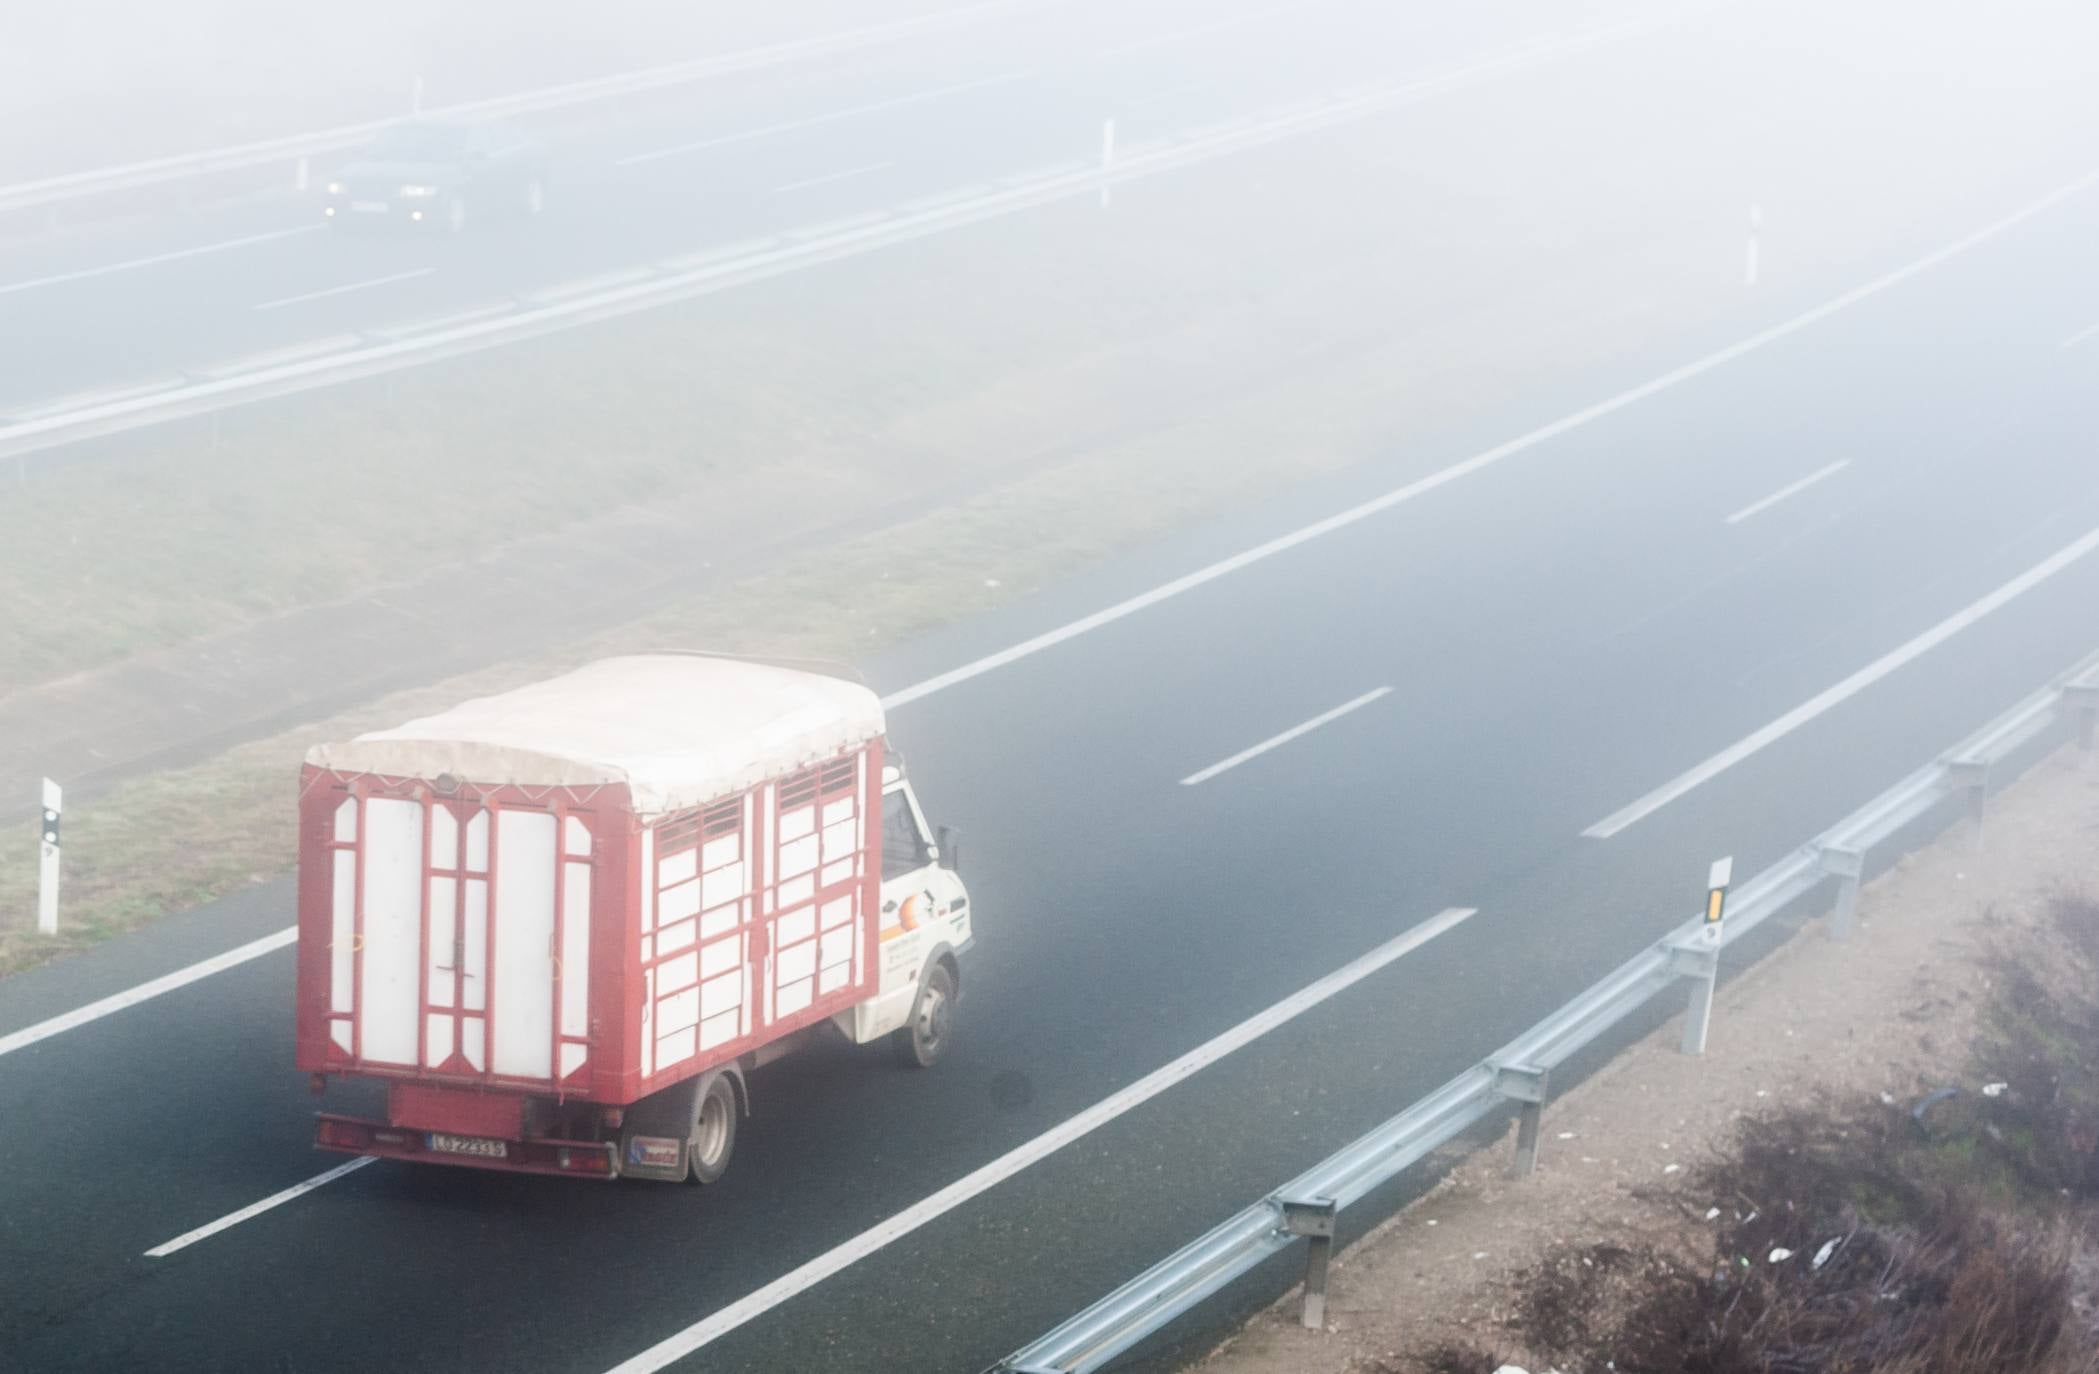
[322,119,547,232]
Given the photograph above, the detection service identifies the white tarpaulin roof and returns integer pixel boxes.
[305,655,884,816]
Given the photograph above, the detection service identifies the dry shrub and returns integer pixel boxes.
[1404,894,2099,1374]
[1973,892,2099,1201]
[1512,1241,1659,1352]
[1495,1105,2099,1374]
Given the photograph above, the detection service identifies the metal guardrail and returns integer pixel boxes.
[0,2,1035,218]
[989,648,2099,1374]
[0,16,1658,474]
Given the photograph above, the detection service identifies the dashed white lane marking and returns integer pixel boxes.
[252,267,434,311]
[1723,459,1850,525]
[1181,688,1393,785]
[616,73,1023,167]
[0,226,322,298]
[772,162,893,195]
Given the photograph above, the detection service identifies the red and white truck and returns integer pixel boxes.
[294,654,972,1182]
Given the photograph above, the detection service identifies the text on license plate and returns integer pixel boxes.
[427,1132,507,1158]
[351,200,388,213]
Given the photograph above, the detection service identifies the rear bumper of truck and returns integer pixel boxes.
[314,1113,619,1179]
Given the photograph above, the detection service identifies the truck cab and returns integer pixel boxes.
[848,762,972,1066]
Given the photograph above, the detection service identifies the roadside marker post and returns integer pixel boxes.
[1670,855,1730,1055]
[37,778,61,935]
[1705,854,1732,938]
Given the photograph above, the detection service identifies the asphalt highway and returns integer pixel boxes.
[0,0,1656,414]
[2,136,2096,1373]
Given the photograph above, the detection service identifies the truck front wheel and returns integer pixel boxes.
[892,960,955,1069]
[686,1074,738,1184]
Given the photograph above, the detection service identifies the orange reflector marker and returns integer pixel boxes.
[1704,856,1733,941]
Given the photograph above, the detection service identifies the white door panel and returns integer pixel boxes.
[359,797,423,1066]
[491,809,556,1079]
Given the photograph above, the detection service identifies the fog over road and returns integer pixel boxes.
[4,1,2098,1371]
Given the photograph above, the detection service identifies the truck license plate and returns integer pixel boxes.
[427,1132,507,1159]
[351,200,388,213]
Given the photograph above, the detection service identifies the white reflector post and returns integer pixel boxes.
[38,777,62,936]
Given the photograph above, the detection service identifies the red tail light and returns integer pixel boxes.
[557,1146,611,1173]
[316,1118,371,1150]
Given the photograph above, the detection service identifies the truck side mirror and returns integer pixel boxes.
[936,825,960,873]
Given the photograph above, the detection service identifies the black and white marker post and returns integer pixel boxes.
[38,777,61,935]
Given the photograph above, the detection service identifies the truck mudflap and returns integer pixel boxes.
[615,1066,746,1184]
[314,1113,618,1179]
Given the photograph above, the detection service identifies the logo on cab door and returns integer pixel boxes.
[884,889,938,942]
[899,889,936,931]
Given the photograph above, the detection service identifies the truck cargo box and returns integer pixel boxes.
[294,655,888,1106]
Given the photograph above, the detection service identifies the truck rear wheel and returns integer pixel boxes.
[891,961,955,1069]
[686,1074,738,1184]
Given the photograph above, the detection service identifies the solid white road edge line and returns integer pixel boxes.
[1723,458,1851,525]
[144,1158,375,1258]
[598,906,1476,1373]
[1181,687,1393,785]
[2062,320,2099,350]
[252,267,435,312]
[0,226,323,298]
[878,167,2099,713]
[1583,520,2099,839]
[9,169,2091,1055]
[0,926,296,1059]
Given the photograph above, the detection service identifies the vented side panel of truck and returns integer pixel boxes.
[636,741,881,1091]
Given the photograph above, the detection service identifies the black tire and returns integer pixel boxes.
[685,1074,738,1185]
[891,960,956,1069]
[523,178,546,218]
[445,194,468,233]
